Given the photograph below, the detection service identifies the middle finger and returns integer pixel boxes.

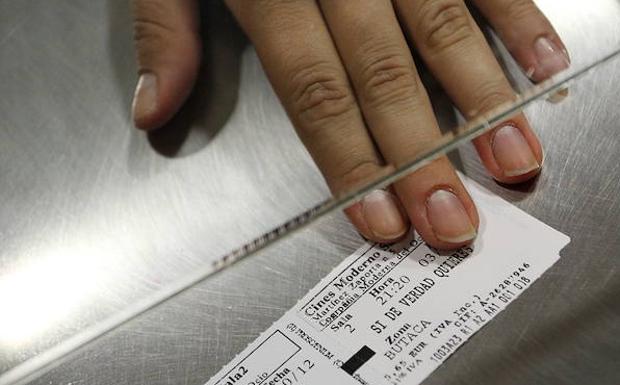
[320,0,479,248]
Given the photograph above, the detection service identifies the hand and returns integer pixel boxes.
[130,0,569,249]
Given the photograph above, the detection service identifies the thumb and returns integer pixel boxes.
[131,0,201,130]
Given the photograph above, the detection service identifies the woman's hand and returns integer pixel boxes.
[130,0,569,249]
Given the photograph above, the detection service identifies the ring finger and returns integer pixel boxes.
[395,0,544,183]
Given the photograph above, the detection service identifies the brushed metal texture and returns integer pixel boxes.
[1,1,618,384]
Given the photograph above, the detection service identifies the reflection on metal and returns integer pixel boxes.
[0,251,97,345]
[1,0,620,384]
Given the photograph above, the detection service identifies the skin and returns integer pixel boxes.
[130,0,570,249]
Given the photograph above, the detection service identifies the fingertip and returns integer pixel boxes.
[394,160,479,251]
[423,234,477,251]
[425,188,478,245]
[529,36,570,82]
[475,117,544,183]
[471,0,570,83]
[131,0,202,131]
[131,51,201,131]
[420,188,479,251]
[346,190,410,243]
[132,72,159,130]
[485,165,543,185]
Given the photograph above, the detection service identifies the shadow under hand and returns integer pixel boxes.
[148,1,248,157]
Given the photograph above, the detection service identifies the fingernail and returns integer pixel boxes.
[531,37,570,81]
[426,189,476,244]
[361,190,408,240]
[132,73,158,127]
[547,87,569,104]
[492,125,540,177]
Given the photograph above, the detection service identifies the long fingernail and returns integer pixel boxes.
[132,73,158,128]
[492,125,540,177]
[361,190,408,240]
[531,37,570,81]
[426,189,476,244]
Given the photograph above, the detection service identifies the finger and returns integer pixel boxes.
[226,0,409,242]
[319,0,478,249]
[472,0,570,82]
[131,0,201,130]
[396,0,543,183]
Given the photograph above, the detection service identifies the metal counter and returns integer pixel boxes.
[1,1,618,384]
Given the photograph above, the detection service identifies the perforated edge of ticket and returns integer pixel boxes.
[205,177,570,385]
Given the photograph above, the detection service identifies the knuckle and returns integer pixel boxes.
[233,0,304,33]
[133,20,171,65]
[253,0,290,12]
[133,19,169,49]
[505,0,540,21]
[289,60,355,128]
[468,80,515,117]
[416,0,474,51]
[358,48,420,107]
[333,159,383,193]
[257,0,298,16]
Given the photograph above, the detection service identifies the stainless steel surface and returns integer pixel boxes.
[1,0,330,376]
[1,1,619,384]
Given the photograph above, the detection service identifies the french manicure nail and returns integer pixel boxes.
[532,37,570,81]
[492,125,540,177]
[426,189,476,244]
[132,73,158,126]
[361,190,408,240]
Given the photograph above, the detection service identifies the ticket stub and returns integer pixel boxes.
[206,178,570,385]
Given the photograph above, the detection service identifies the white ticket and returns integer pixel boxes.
[206,178,570,385]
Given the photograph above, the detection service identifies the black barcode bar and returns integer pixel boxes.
[341,346,376,375]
